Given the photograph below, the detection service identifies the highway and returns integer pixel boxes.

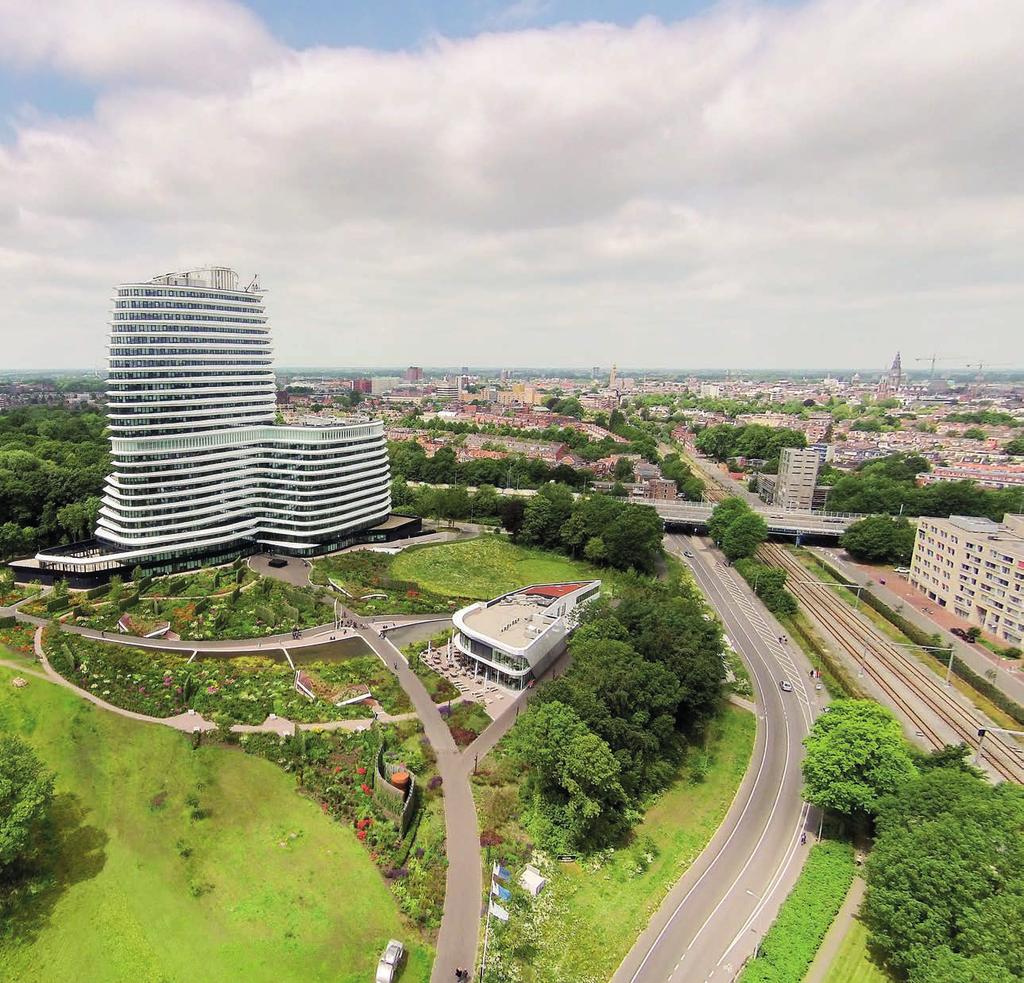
[614,533,823,983]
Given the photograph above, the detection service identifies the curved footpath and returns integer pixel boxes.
[4,600,546,981]
[613,533,823,983]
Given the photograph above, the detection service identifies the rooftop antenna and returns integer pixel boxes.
[245,273,261,293]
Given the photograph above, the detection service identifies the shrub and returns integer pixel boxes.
[739,841,855,982]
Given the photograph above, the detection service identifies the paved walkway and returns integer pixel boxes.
[804,874,867,983]
[10,593,541,981]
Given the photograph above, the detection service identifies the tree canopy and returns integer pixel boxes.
[840,515,918,565]
[509,576,726,852]
[802,700,917,820]
[824,453,1020,520]
[865,767,1024,983]
[708,498,767,561]
[0,736,55,878]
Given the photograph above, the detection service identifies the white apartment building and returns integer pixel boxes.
[31,267,392,580]
[452,581,600,689]
[774,447,822,511]
[910,514,1024,645]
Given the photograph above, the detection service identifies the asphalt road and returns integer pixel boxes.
[614,534,822,983]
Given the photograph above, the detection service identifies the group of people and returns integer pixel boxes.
[453,969,470,981]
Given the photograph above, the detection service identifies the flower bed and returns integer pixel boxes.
[439,699,492,748]
[44,630,410,724]
[71,578,334,640]
[0,623,36,655]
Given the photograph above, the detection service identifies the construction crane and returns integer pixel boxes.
[966,361,1013,382]
[914,353,963,382]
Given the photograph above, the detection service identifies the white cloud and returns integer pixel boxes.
[0,0,1022,370]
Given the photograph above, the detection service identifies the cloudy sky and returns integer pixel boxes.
[1,0,1022,371]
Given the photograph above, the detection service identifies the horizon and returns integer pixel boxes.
[2,0,1023,370]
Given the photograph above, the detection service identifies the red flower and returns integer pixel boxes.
[357,829,367,841]
[356,766,367,775]
[360,783,372,795]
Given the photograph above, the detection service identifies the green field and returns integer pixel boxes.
[0,664,431,982]
[390,536,608,600]
[479,704,756,982]
[823,913,895,983]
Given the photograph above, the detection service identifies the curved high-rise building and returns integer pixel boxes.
[35,267,393,578]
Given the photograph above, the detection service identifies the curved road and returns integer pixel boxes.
[613,534,822,983]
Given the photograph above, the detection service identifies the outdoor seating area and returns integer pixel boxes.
[417,639,515,716]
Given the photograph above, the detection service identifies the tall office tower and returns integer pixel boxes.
[774,447,822,511]
[37,267,392,579]
[405,366,423,382]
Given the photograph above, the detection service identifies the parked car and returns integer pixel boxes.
[951,627,970,641]
[779,680,793,693]
[376,940,405,983]
[268,556,289,569]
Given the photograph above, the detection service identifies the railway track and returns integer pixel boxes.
[678,452,1024,782]
[761,542,1024,784]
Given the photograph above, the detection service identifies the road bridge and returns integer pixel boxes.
[650,500,861,539]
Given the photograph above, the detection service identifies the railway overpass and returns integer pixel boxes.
[650,500,861,539]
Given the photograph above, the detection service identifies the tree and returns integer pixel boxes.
[542,639,681,794]
[602,503,664,572]
[613,457,635,482]
[497,497,526,537]
[1004,436,1024,456]
[840,515,917,565]
[0,736,55,877]
[519,483,575,548]
[707,497,749,544]
[510,701,628,852]
[864,768,1024,982]
[721,511,768,561]
[802,700,917,821]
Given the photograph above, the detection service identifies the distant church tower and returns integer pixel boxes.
[609,364,618,390]
[890,352,902,392]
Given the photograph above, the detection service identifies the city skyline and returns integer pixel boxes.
[2,0,1023,371]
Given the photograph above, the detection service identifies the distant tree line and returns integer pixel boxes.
[694,423,808,471]
[824,453,1023,520]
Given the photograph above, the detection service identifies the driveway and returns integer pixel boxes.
[248,553,312,587]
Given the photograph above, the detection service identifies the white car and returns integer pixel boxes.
[779,680,793,693]
[376,940,405,983]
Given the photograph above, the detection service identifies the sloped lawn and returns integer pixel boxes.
[0,666,431,982]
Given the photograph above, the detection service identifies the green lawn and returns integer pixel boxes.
[390,536,608,601]
[478,704,756,982]
[823,914,895,983]
[0,666,431,982]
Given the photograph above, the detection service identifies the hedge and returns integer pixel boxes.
[0,615,15,628]
[83,583,111,600]
[812,557,1024,726]
[739,841,856,982]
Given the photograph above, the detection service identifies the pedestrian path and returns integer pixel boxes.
[804,875,867,983]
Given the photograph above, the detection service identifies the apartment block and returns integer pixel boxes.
[774,447,822,511]
[910,514,1024,645]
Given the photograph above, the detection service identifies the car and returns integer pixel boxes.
[268,556,289,568]
[951,627,970,641]
[683,550,694,558]
[376,940,405,983]
[779,680,793,693]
